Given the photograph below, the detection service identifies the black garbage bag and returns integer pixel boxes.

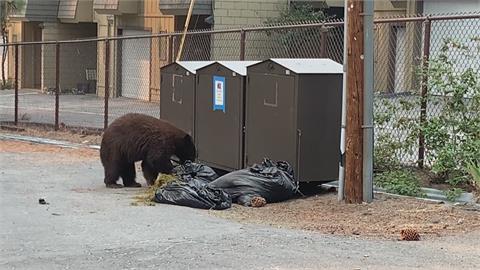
[154,161,231,210]
[173,160,219,183]
[208,159,299,206]
[154,181,232,210]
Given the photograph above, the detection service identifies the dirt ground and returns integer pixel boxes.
[212,192,480,240]
[2,133,480,241]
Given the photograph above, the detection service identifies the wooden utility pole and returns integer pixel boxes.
[344,0,365,203]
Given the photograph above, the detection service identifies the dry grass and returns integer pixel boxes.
[131,174,177,206]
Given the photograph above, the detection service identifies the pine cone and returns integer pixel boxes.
[250,196,267,208]
[400,228,421,241]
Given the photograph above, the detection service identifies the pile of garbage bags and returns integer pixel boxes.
[154,159,299,210]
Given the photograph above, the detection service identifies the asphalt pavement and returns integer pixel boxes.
[1,141,479,270]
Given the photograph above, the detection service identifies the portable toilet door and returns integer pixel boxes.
[194,61,259,171]
[160,61,213,137]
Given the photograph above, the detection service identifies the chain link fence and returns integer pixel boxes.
[0,13,479,169]
[373,15,480,168]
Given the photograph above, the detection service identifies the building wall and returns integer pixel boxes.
[94,13,116,98]
[374,0,480,94]
[214,0,286,28]
[7,22,23,88]
[59,0,95,23]
[5,22,39,90]
[373,0,422,93]
[210,0,417,63]
[95,0,174,102]
[424,0,480,96]
[212,0,287,60]
[41,23,97,91]
[21,22,42,89]
[424,0,480,57]
[117,12,174,102]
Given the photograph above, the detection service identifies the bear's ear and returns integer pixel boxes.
[175,134,196,163]
[180,134,191,146]
[184,133,192,142]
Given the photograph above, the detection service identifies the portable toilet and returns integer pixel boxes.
[245,58,343,183]
[195,61,259,171]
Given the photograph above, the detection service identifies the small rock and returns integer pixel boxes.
[364,254,369,258]
[38,198,48,205]
[457,219,464,225]
[352,231,360,235]
[431,219,440,224]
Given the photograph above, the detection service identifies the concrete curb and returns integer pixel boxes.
[0,133,100,150]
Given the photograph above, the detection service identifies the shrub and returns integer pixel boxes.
[375,169,424,197]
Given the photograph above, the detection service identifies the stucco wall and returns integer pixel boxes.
[41,23,97,91]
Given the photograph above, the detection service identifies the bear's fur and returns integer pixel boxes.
[100,113,196,188]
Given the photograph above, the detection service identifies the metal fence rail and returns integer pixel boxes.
[0,13,479,169]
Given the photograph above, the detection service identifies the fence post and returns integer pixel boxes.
[418,17,431,169]
[168,35,174,63]
[104,39,110,130]
[320,25,328,58]
[168,35,175,63]
[55,42,60,130]
[14,44,18,125]
[240,29,246,60]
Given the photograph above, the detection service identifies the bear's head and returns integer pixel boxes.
[175,134,196,164]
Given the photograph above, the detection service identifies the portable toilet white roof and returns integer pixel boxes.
[266,58,343,74]
[174,61,215,74]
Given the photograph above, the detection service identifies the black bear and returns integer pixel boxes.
[100,113,196,188]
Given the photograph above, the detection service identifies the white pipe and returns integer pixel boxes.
[337,0,348,202]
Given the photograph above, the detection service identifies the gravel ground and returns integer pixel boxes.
[1,140,480,269]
